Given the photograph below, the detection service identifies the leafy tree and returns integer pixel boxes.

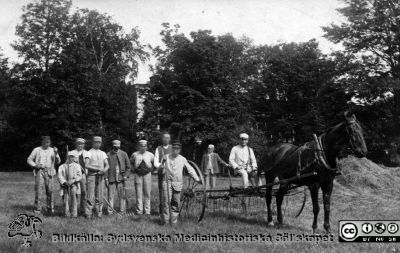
[141,24,254,154]
[12,0,72,72]
[247,40,345,144]
[5,0,148,169]
[324,0,400,156]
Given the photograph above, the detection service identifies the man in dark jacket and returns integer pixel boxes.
[105,139,131,214]
[200,144,229,189]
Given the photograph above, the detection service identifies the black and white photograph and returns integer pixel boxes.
[0,0,399,252]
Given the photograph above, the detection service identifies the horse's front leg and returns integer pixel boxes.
[265,171,274,226]
[276,184,287,226]
[321,180,333,234]
[309,183,320,233]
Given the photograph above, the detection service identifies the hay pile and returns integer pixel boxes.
[336,156,400,194]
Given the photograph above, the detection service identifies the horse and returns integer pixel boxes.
[262,111,367,234]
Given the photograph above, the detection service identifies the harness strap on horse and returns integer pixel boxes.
[312,134,335,172]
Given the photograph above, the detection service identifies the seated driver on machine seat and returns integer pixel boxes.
[229,133,260,188]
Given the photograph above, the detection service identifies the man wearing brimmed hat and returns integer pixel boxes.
[154,132,172,218]
[161,142,201,224]
[27,136,60,214]
[105,139,131,215]
[229,133,260,188]
[85,136,109,218]
[69,138,90,214]
[201,144,229,189]
[130,140,154,215]
[58,151,83,218]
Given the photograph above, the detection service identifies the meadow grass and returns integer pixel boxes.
[1,158,400,253]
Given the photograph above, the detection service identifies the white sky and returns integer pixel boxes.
[0,0,345,83]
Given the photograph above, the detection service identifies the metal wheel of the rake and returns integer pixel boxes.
[280,185,307,218]
[179,160,206,222]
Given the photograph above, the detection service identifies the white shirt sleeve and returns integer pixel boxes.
[250,148,257,169]
[229,147,239,169]
[154,148,161,169]
[58,165,66,184]
[27,148,38,167]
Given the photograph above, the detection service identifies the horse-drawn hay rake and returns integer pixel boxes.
[179,161,311,222]
[102,160,313,220]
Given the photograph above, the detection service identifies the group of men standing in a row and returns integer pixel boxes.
[27,132,259,224]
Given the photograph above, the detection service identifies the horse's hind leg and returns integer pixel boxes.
[265,171,274,226]
[309,183,320,234]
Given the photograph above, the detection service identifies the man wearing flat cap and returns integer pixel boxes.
[105,139,131,215]
[85,136,109,218]
[229,133,260,188]
[161,142,201,224]
[58,152,83,218]
[27,136,60,214]
[130,140,154,215]
[69,138,90,215]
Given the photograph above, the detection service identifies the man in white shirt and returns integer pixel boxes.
[229,133,260,188]
[161,142,201,224]
[85,136,109,218]
[27,136,60,214]
[153,132,173,219]
[69,138,90,215]
[130,140,154,215]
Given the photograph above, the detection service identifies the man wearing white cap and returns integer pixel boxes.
[105,139,131,214]
[154,132,172,218]
[229,133,259,188]
[201,144,229,189]
[130,140,154,215]
[58,152,82,218]
[85,136,109,218]
[69,138,90,214]
[27,136,60,214]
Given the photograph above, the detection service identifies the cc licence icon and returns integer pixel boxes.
[374,223,386,234]
[362,223,373,234]
[388,223,399,234]
[339,220,400,243]
[340,223,358,240]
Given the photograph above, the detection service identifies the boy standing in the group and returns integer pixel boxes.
[161,142,201,224]
[106,140,131,215]
[201,144,229,189]
[58,152,82,218]
[27,136,60,214]
[229,133,260,188]
[153,132,173,218]
[69,138,90,214]
[130,140,154,215]
[85,136,109,218]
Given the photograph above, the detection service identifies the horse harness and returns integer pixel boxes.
[295,133,338,181]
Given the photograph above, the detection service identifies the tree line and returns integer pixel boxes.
[0,0,399,170]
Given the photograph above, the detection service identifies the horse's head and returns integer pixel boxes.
[341,111,367,158]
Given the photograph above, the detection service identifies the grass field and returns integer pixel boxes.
[1,157,400,253]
